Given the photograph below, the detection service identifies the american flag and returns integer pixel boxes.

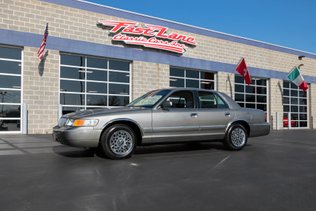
[37,23,48,60]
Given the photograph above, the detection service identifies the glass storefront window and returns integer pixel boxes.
[234,75,268,112]
[282,81,308,128]
[0,45,22,132]
[169,67,215,90]
[60,53,131,114]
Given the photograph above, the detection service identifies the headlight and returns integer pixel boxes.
[65,119,99,127]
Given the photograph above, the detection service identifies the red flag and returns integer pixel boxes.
[236,57,251,85]
[37,23,48,60]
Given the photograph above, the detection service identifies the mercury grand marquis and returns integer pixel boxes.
[53,88,270,159]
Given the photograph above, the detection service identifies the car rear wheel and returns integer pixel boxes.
[224,124,248,150]
[100,124,136,159]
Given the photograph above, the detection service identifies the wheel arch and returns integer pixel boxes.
[226,120,250,136]
[100,119,143,145]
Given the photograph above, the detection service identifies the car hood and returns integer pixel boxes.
[62,107,149,119]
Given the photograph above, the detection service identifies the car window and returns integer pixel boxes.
[198,91,228,109]
[165,91,194,108]
[128,89,170,108]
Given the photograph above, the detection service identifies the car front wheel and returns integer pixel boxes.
[100,124,136,159]
[224,124,248,150]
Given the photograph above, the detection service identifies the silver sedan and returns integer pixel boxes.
[53,88,270,159]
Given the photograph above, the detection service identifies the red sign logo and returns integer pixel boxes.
[98,20,196,54]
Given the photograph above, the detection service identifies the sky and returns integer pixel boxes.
[87,0,316,54]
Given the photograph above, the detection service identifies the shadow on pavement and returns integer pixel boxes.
[52,141,227,158]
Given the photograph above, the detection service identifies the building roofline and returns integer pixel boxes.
[42,0,316,59]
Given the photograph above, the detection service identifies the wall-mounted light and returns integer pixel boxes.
[298,55,305,60]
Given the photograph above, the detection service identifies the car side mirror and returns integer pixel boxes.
[160,100,173,110]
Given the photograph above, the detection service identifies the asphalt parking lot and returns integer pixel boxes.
[0,130,315,211]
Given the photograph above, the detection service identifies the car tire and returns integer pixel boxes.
[223,124,248,150]
[100,124,136,159]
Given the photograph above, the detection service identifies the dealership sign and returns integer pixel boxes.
[98,20,196,54]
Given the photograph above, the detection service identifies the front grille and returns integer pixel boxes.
[58,117,67,127]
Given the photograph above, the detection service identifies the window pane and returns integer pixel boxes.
[170,78,184,87]
[60,80,85,92]
[86,69,107,81]
[186,70,199,79]
[60,93,84,105]
[109,84,129,95]
[291,97,298,105]
[0,105,20,118]
[109,60,129,71]
[257,95,267,103]
[246,103,255,108]
[299,114,307,120]
[256,79,266,86]
[86,95,107,106]
[186,79,199,88]
[284,105,289,112]
[291,113,298,121]
[109,72,129,83]
[61,54,85,66]
[166,91,194,108]
[109,96,129,106]
[198,91,216,108]
[290,83,298,89]
[291,106,298,112]
[0,120,20,131]
[283,81,290,88]
[246,86,255,94]
[0,46,21,60]
[170,68,184,77]
[235,93,244,101]
[257,87,266,95]
[246,94,255,102]
[200,81,214,90]
[0,75,20,89]
[299,91,307,98]
[283,97,289,104]
[0,90,20,103]
[291,89,298,97]
[235,75,244,84]
[0,60,21,74]
[60,67,85,80]
[283,89,289,96]
[87,82,107,94]
[299,98,307,105]
[87,57,107,69]
[299,122,307,127]
[257,104,267,111]
[235,84,244,93]
[201,72,214,80]
[300,106,307,112]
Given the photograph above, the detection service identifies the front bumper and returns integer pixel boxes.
[53,126,102,148]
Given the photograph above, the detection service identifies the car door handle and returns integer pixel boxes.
[191,113,198,118]
[225,112,231,117]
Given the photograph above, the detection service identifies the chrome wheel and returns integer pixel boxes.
[230,127,246,147]
[109,130,133,156]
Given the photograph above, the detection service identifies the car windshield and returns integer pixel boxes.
[127,89,171,108]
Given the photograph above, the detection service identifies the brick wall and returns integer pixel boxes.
[132,61,169,99]
[23,47,59,134]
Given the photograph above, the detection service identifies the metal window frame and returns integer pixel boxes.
[169,67,216,90]
[59,53,132,115]
[282,81,309,129]
[0,45,23,134]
